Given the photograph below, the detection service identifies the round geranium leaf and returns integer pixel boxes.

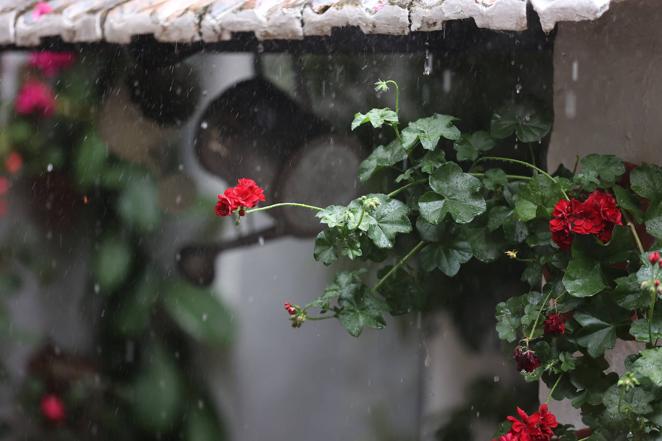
[429,163,486,224]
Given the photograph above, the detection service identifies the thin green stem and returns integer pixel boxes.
[577,437,590,441]
[306,315,334,321]
[354,206,366,230]
[387,179,427,198]
[385,80,400,115]
[477,156,570,200]
[374,241,426,292]
[648,286,657,348]
[545,376,562,403]
[245,202,323,214]
[528,143,536,167]
[623,212,645,254]
[470,172,532,181]
[527,288,555,342]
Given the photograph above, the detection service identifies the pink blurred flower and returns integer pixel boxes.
[0,177,9,195]
[15,80,56,117]
[5,152,22,175]
[29,52,76,77]
[33,2,52,18]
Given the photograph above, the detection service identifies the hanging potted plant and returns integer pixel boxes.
[214,80,662,441]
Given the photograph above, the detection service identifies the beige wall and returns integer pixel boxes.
[547,0,662,171]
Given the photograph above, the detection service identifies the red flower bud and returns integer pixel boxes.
[284,303,297,316]
[40,394,65,423]
[649,251,660,264]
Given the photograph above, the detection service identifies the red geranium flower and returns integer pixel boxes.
[513,346,541,373]
[649,251,661,264]
[495,404,558,441]
[15,80,56,117]
[29,51,76,77]
[40,394,66,423]
[284,303,297,316]
[549,191,622,249]
[215,178,265,217]
[543,313,566,335]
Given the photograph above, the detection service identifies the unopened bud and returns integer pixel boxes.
[362,196,381,210]
[649,251,661,264]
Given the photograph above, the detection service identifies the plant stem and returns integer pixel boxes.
[374,241,426,292]
[527,288,555,342]
[354,206,366,230]
[387,179,427,198]
[477,156,570,200]
[306,315,334,321]
[648,285,657,348]
[245,202,323,214]
[545,375,562,403]
[623,211,645,254]
[385,80,400,115]
[470,172,533,181]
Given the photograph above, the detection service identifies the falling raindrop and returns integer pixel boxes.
[442,69,452,93]
[493,376,500,383]
[515,83,522,94]
[94,283,100,294]
[202,313,208,322]
[46,163,53,172]
[258,236,265,246]
[565,91,577,119]
[200,120,208,129]
[572,60,579,82]
[423,48,433,76]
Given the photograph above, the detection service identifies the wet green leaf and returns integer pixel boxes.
[428,162,486,224]
[351,108,398,130]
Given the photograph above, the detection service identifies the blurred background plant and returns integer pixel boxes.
[0,49,232,441]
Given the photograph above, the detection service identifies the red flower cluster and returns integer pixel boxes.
[15,80,56,118]
[543,313,567,335]
[513,346,541,373]
[549,190,622,249]
[649,251,661,265]
[29,52,76,77]
[494,404,558,441]
[215,178,265,217]
[40,394,66,423]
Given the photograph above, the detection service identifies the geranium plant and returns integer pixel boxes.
[216,80,662,440]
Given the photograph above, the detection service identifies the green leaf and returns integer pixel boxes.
[613,274,649,310]
[562,251,606,298]
[490,103,551,143]
[130,347,183,432]
[629,308,662,343]
[613,185,643,224]
[350,194,412,249]
[74,132,108,187]
[645,201,662,240]
[419,150,446,174]
[113,271,159,336]
[428,162,486,224]
[602,384,654,419]
[515,198,538,222]
[376,266,426,316]
[337,294,387,337]
[465,227,506,263]
[420,234,472,277]
[351,108,398,130]
[632,348,662,387]
[487,206,512,232]
[117,177,161,232]
[94,236,132,293]
[163,282,233,345]
[574,297,629,358]
[418,192,446,225]
[632,348,662,386]
[316,205,355,228]
[631,164,662,201]
[358,140,407,182]
[482,169,509,191]
[574,154,625,189]
[401,114,460,151]
[495,296,526,343]
[186,406,226,441]
[453,131,496,162]
[313,230,339,265]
